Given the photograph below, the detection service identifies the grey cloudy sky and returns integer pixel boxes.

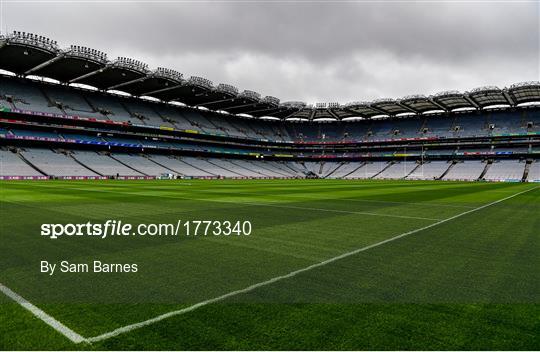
[1,0,539,104]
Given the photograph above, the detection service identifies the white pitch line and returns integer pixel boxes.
[85,185,538,343]
[0,283,87,344]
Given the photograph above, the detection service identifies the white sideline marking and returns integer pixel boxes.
[26,184,441,221]
[84,185,538,343]
[0,283,86,344]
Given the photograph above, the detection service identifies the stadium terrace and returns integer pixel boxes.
[0,31,539,182]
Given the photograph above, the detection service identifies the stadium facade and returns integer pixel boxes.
[0,31,539,182]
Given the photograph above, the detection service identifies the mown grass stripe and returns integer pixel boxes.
[84,185,538,343]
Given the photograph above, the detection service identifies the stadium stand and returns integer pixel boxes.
[84,94,134,123]
[0,31,538,181]
[374,161,418,180]
[406,161,452,180]
[442,160,486,181]
[121,100,176,128]
[145,155,213,177]
[20,148,99,177]
[0,77,64,115]
[344,162,389,179]
[71,151,143,177]
[248,160,302,178]
[226,159,273,178]
[527,160,540,182]
[109,153,173,176]
[483,160,525,182]
[181,158,244,178]
[326,162,364,179]
[303,161,323,176]
[320,162,342,178]
[42,85,103,119]
[0,148,44,177]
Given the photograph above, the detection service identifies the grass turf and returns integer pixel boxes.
[0,179,538,350]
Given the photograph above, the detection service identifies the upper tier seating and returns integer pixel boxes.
[0,77,63,114]
[152,105,198,130]
[1,76,539,144]
[122,100,176,128]
[181,111,222,134]
[42,85,104,118]
[84,94,135,123]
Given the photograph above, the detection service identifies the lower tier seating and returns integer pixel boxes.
[0,146,534,182]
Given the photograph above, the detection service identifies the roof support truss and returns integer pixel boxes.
[24,54,63,75]
[140,84,183,97]
[502,91,516,106]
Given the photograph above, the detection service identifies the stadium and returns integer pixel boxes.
[0,23,539,352]
[0,32,539,181]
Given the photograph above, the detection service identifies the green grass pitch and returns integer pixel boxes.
[0,179,539,350]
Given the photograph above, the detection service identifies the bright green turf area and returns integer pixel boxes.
[0,179,538,350]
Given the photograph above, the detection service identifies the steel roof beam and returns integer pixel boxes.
[502,90,516,106]
[196,97,237,107]
[224,101,260,111]
[243,106,279,115]
[368,105,390,116]
[69,66,108,83]
[107,75,148,91]
[140,84,183,97]
[467,95,483,107]
[342,107,366,118]
[24,54,63,75]
[463,95,480,109]
[427,98,449,112]
[267,106,305,118]
[261,108,287,117]
[507,90,519,104]
[282,109,304,120]
[396,102,419,114]
[327,109,341,120]
[193,91,211,98]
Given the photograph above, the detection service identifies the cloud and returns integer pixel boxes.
[1,1,538,103]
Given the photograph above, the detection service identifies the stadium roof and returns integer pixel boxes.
[1,31,539,121]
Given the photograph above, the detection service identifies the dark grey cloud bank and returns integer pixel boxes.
[1,0,539,103]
